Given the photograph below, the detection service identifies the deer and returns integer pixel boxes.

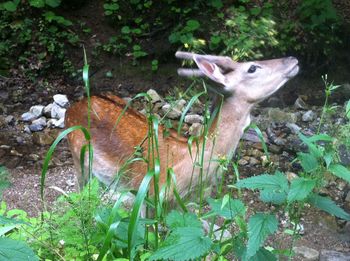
[65,51,299,198]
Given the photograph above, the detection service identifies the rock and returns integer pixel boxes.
[16,136,25,145]
[5,115,14,125]
[122,97,132,104]
[302,110,317,122]
[10,149,23,157]
[242,128,267,143]
[176,99,186,111]
[48,118,65,128]
[43,103,53,117]
[29,117,47,132]
[249,157,260,166]
[51,103,66,119]
[337,180,346,191]
[338,144,350,166]
[53,94,69,108]
[21,112,36,122]
[293,246,319,261]
[268,108,297,123]
[184,114,204,124]
[24,125,31,134]
[189,102,204,114]
[320,250,350,261]
[29,105,45,118]
[269,144,281,154]
[146,89,162,103]
[238,158,249,166]
[32,132,55,146]
[294,97,308,110]
[345,191,350,203]
[202,220,231,240]
[286,122,302,134]
[161,104,182,119]
[188,122,203,136]
[286,171,298,181]
[29,154,40,161]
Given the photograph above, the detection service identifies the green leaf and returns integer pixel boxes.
[287,178,316,202]
[121,26,130,34]
[235,171,288,192]
[323,152,333,168]
[0,238,39,261]
[29,0,45,8]
[250,7,261,16]
[149,227,212,261]
[166,210,201,229]
[210,0,223,9]
[297,152,319,173]
[186,20,200,31]
[244,247,277,261]
[45,0,61,8]
[207,197,246,219]
[345,100,350,120]
[260,189,286,205]
[3,1,18,12]
[247,213,278,258]
[308,193,350,221]
[328,164,350,183]
[0,215,27,225]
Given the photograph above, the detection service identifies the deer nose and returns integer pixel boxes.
[284,56,298,65]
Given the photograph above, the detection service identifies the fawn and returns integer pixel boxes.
[65,51,299,196]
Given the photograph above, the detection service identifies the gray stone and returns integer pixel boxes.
[294,97,308,110]
[29,105,45,118]
[338,144,350,166]
[202,220,231,240]
[24,125,31,134]
[268,108,297,123]
[293,246,319,261]
[345,191,350,203]
[175,99,186,111]
[249,157,260,166]
[29,117,46,132]
[320,250,350,261]
[21,112,36,122]
[146,89,162,103]
[238,158,249,166]
[5,115,14,124]
[162,104,182,119]
[189,102,204,114]
[29,154,40,161]
[53,94,69,108]
[43,103,53,117]
[188,122,203,137]
[286,122,302,134]
[51,103,66,119]
[48,118,65,128]
[184,114,204,124]
[302,110,317,122]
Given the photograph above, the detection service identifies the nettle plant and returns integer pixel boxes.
[0,0,79,76]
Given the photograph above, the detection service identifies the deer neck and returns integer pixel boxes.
[207,95,253,158]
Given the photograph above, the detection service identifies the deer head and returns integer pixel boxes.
[176,51,299,103]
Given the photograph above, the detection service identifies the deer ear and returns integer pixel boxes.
[194,57,227,85]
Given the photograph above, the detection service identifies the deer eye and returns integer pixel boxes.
[247,65,257,73]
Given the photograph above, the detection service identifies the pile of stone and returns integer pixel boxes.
[143,89,205,136]
[21,94,69,132]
